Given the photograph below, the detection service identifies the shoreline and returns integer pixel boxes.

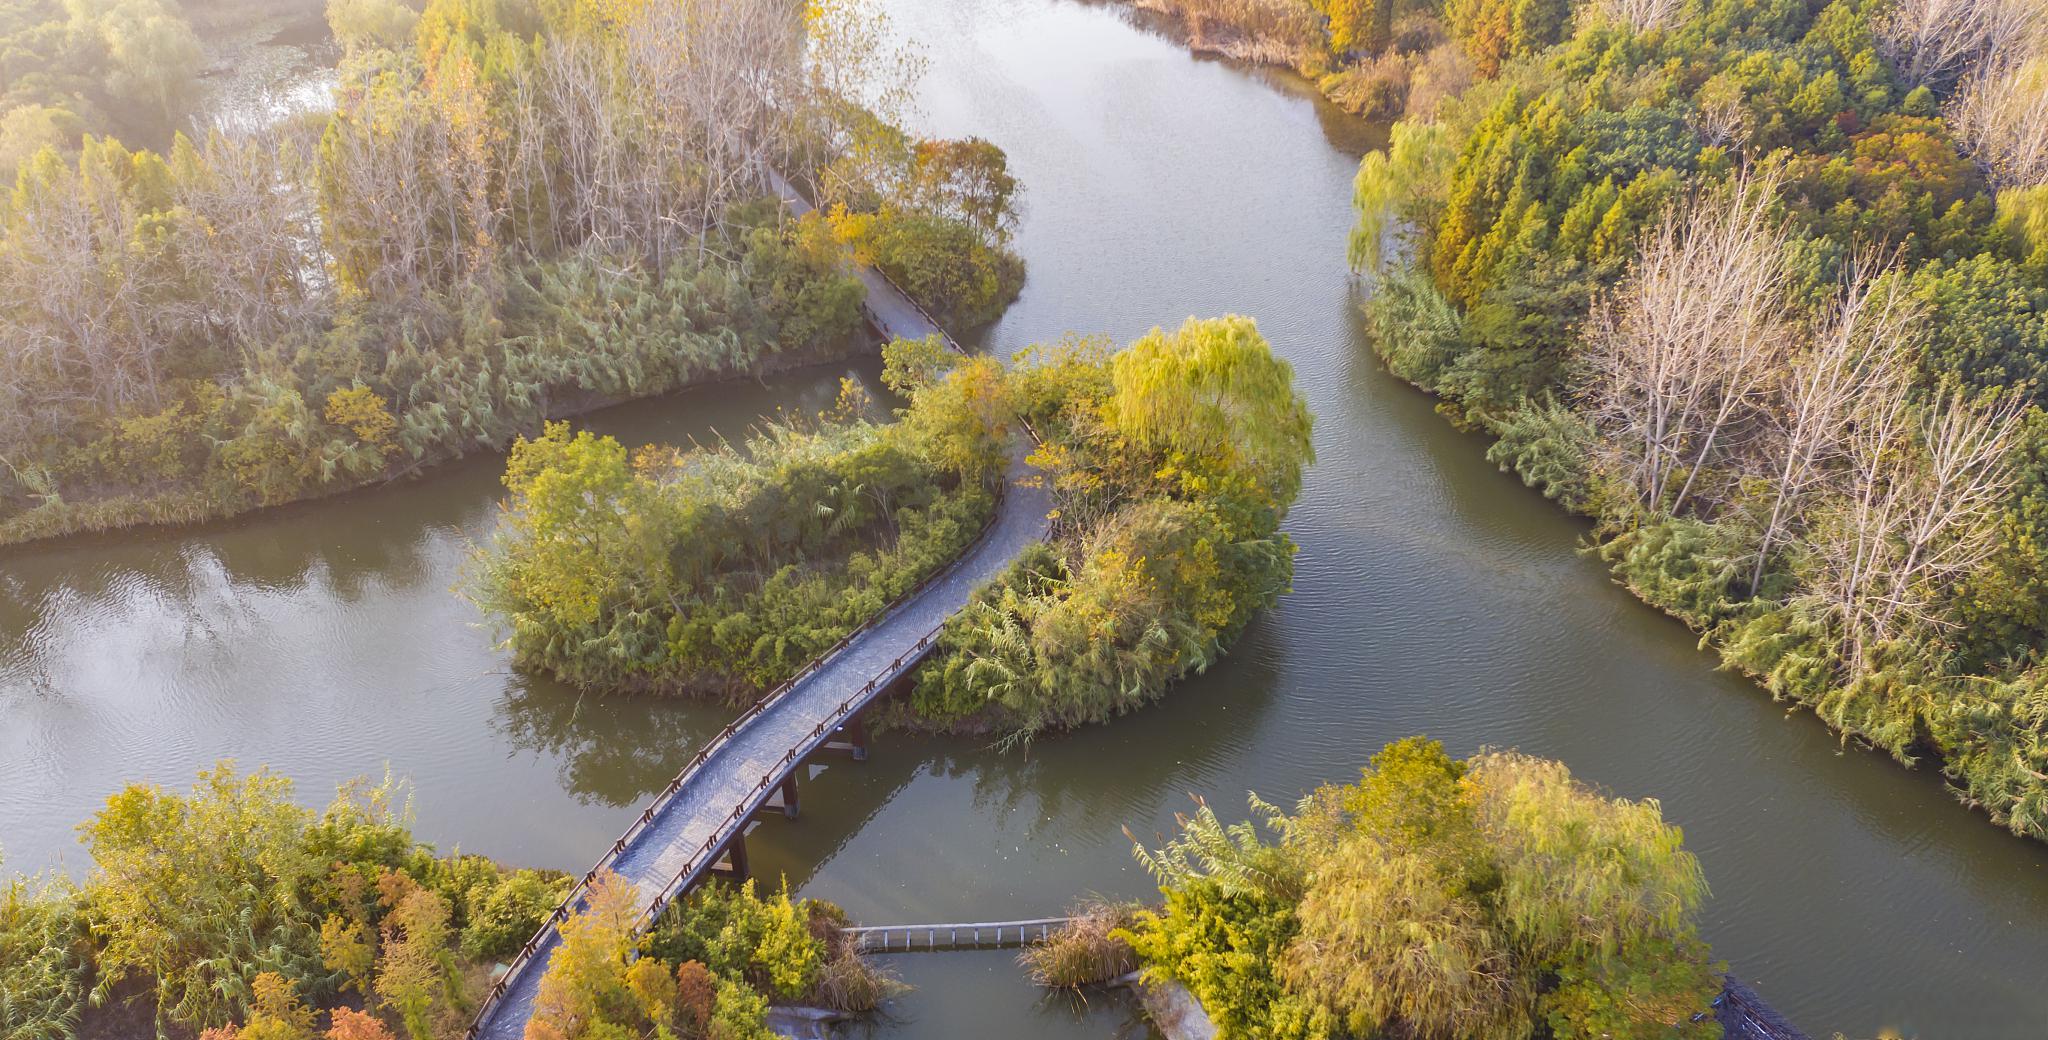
[0,336,878,554]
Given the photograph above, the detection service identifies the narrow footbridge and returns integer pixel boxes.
[468,173,1052,1040]
[839,917,1078,953]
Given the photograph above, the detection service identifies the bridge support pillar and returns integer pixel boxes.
[841,715,868,762]
[813,715,870,763]
[755,772,800,821]
[710,830,750,885]
[777,773,800,818]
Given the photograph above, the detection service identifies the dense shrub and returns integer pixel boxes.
[853,209,1026,330]
[0,868,90,1040]
[525,874,896,1040]
[29,764,568,1039]
[819,132,1027,331]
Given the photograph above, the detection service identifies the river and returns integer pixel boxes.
[3,1,2045,1037]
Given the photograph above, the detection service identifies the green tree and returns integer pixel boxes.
[1106,316,1315,512]
[1127,741,1720,1040]
[1315,0,1393,55]
[326,0,421,52]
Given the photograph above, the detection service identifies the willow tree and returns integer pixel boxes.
[1106,315,1315,513]
[1128,739,1720,1040]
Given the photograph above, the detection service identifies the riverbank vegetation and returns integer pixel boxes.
[0,0,1022,548]
[1123,738,1720,1040]
[1342,0,2048,838]
[1119,0,1484,119]
[0,765,887,1040]
[472,315,1312,741]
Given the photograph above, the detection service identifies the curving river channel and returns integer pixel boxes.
[3,0,2046,1036]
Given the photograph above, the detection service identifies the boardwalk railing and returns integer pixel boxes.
[466,169,1048,1040]
[467,475,1008,1036]
[840,917,1076,953]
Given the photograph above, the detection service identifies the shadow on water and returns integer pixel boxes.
[492,677,729,810]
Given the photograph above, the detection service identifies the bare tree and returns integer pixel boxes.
[1877,0,2043,88]
[170,125,331,361]
[1748,253,1921,591]
[622,0,804,266]
[1590,0,1688,34]
[1807,382,2027,670]
[0,142,179,426]
[320,53,498,308]
[1582,172,1793,519]
[1948,54,2048,189]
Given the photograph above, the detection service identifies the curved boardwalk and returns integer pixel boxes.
[469,176,1051,1040]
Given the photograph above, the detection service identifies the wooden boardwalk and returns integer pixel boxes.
[466,174,1051,1040]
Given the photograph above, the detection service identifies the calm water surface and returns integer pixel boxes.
[4,2,2045,1037]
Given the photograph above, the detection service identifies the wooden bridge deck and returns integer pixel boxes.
[468,172,1051,1040]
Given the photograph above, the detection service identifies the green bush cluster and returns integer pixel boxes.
[816,128,1027,331]
[469,357,1009,698]
[525,874,896,1040]
[1124,739,1721,1040]
[909,316,1314,740]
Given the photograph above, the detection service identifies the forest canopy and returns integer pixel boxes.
[0,0,1023,547]
[1344,0,2048,839]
